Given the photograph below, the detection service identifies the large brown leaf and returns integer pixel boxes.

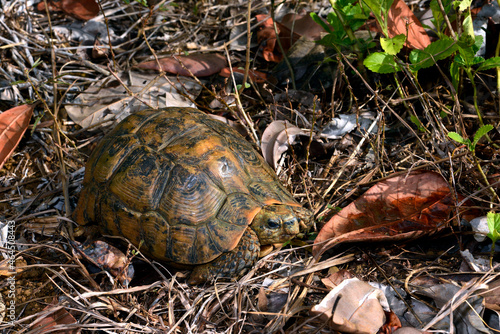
[313,171,457,257]
[37,0,99,21]
[0,104,34,170]
[387,0,431,49]
[30,298,80,334]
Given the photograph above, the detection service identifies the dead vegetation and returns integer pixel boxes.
[0,0,499,332]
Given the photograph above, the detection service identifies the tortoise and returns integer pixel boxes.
[74,107,313,284]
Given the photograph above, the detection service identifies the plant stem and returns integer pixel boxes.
[270,0,296,90]
[328,0,367,78]
[473,154,500,203]
[468,70,485,127]
[496,29,500,115]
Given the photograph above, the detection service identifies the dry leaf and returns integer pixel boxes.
[65,71,201,129]
[321,269,354,289]
[30,298,80,334]
[136,54,227,77]
[258,287,269,311]
[481,279,500,311]
[0,104,34,170]
[72,240,134,286]
[387,0,431,49]
[255,12,327,62]
[313,171,457,257]
[381,311,403,334]
[279,12,328,41]
[260,120,307,169]
[393,327,430,334]
[311,278,388,334]
[37,0,99,21]
[256,14,300,62]
[219,67,268,83]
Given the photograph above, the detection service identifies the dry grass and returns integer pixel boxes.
[0,0,499,332]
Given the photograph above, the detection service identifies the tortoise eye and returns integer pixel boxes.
[267,219,280,229]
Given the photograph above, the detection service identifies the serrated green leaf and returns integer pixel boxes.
[488,212,500,228]
[381,34,406,55]
[364,52,400,73]
[487,212,500,243]
[409,38,457,70]
[477,57,500,71]
[447,131,466,144]
[473,124,494,146]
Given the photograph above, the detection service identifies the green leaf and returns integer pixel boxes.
[463,14,475,39]
[472,124,493,146]
[456,0,472,11]
[311,12,333,33]
[431,0,454,34]
[325,11,346,35]
[362,0,387,36]
[410,115,425,131]
[487,212,500,243]
[477,57,500,71]
[409,38,457,71]
[364,52,400,73]
[447,131,466,144]
[381,34,406,55]
[32,58,43,68]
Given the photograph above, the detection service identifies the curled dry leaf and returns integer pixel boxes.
[381,311,403,334]
[260,120,308,169]
[37,0,99,21]
[313,171,458,257]
[72,240,134,286]
[387,0,431,49]
[136,53,227,77]
[311,278,389,334]
[320,269,354,289]
[256,14,300,62]
[0,104,34,170]
[255,12,328,62]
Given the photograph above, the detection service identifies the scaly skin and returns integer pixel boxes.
[188,204,313,284]
[188,228,260,284]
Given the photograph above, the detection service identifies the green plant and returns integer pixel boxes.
[311,0,371,51]
[486,212,500,267]
[448,124,493,153]
[123,0,148,7]
[448,125,499,202]
[410,115,425,132]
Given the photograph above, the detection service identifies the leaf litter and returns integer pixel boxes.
[0,0,499,333]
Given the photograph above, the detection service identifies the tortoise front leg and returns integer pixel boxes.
[188,228,260,284]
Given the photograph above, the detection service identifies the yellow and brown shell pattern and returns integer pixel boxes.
[74,107,305,271]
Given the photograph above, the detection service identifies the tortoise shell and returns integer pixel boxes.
[74,107,303,266]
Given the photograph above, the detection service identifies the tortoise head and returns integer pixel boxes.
[251,204,313,245]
